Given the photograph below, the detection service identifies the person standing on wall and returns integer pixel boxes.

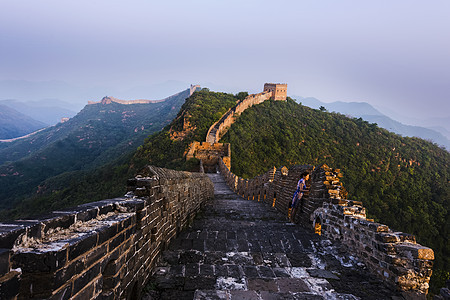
[290,172,309,223]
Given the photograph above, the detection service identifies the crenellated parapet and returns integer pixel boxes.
[217,158,434,296]
[189,83,287,172]
[0,166,213,299]
[205,91,273,144]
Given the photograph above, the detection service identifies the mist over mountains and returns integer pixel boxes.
[1,79,448,150]
[0,88,192,216]
[296,96,450,150]
[0,104,47,139]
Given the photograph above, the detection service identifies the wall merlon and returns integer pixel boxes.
[217,157,434,296]
[0,165,213,299]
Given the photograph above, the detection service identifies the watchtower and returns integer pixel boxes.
[190,84,200,96]
[264,83,287,101]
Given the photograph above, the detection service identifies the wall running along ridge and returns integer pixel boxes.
[187,83,287,172]
[218,159,434,295]
[87,86,199,105]
[0,166,213,300]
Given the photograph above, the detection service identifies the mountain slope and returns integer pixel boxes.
[0,89,191,211]
[0,104,47,139]
[134,90,448,274]
[219,98,449,272]
[0,99,78,125]
[296,96,450,150]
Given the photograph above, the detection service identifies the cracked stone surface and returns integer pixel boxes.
[143,173,402,300]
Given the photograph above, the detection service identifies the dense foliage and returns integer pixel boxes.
[0,90,190,216]
[1,89,447,292]
[220,97,449,286]
[0,88,239,220]
[133,88,238,169]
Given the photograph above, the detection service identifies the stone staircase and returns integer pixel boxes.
[142,173,401,300]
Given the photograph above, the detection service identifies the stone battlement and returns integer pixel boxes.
[217,159,434,296]
[264,83,288,101]
[87,86,200,106]
[206,83,287,144]
[186,142,231,173]
[0,166,213,299]
[88,96,164,105]
[188,83,287,171]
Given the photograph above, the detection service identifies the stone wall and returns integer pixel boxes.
[186,142,231,172]
[190,84,200,96]
[217,158,434,295]
[87,88,192,105]
[0,166,213,300]
[263,83,288,101]
[206,91,272,144]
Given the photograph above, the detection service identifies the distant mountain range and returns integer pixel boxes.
[0,88,193,212]
[0,79,191,109]
[0,104,47,139]
[295,96,450,150]
[0,99,78,127]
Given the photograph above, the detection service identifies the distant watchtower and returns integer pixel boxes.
[190,84,200,96]
[264,83,287,101]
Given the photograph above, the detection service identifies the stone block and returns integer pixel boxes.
[0,270,20,300]
[184,276,216,291]
[20,272,64,298]
[72,280,96,300]
[12,245,68,273]
[109,232,125,251]
[0,249,10,277]
[54,257,85,288]
[72,263,101,295]
[43,213,76,233]
[97,224,118,245]
[85,243,108,268]
[75,208,99,222]
[276,278,310,293]
[307,268,339,280]
[396,244,434,260]
[376,233,400,243]
[366,222,389,232]
[49,283,72,300]
[247,278,278,292]
[0,224,27,249]
[67,231,99,261]
[397,233,416,243]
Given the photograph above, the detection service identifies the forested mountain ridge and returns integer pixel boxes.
[134,90,448,277]
[133,88,243,169]
[0,89,191,214]
[1,88,447,291]
[296,96,450,150]
[219,97,449,272]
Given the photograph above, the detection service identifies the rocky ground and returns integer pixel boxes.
[142,173,403,300]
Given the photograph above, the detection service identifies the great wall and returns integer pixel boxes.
[87,85,200,106]
[0,84,436,299]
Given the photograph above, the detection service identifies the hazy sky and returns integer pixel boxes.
[1,0,449,120]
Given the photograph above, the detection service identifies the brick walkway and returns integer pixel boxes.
[143,173,400,300]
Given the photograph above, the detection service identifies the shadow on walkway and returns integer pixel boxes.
[143,173,400,300]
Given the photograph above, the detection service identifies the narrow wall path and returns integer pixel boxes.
[143,173,401,300]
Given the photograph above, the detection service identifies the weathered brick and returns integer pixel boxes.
[396,244,434,260]
[0,249,10,277]
[109,232,125,251]
[72,263,101,295]
[12,246,68,273]
[376,233,400,243]
[68,231,99,260]
[0,270,20,300]
[97,224,118,245]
